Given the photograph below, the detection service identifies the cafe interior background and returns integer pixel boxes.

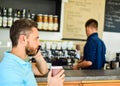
[0,0,120,69]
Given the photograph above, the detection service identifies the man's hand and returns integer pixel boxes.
[72,64,79,70]
[33,50,42,59]
[47,70,65,86]
[77,59,83,63]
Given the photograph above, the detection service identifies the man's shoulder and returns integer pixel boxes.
[89,36,104,44]
[0,55,26,77]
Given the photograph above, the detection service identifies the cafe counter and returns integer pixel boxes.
[36,68,120,86]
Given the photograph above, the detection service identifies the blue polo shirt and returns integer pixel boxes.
[0,51,37,86]
[83,33,106,69]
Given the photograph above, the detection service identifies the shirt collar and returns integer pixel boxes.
[4,51,29,65]
[87,33,98,39]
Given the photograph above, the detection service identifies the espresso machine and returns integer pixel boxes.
[40,41,78,67]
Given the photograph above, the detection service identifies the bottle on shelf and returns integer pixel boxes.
[17,9,21,20]
[13,9,19,22]
[2,8,7,28]
[21,9,26,19]
[7,8,13,28]
[0,7,2,27]
[26,10,31,20]
[31,13,35,21]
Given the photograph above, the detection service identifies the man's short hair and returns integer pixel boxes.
[10,19,38,47]
[85,19,98,29]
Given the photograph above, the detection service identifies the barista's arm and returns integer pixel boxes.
[78,60,92,68]
[72,60,92,70]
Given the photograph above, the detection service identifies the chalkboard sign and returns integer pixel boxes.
[104,0,120,32]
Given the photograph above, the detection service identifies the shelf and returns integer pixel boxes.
[0,0,61,32]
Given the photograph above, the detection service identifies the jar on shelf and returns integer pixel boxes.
[43,14,48,30]
[53,15,58,31]
[48,15,53,31]
[37,14,43,30]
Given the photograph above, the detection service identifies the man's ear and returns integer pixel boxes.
[19,35,27,45]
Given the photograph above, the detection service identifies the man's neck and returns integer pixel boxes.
[11,47,28,61]
[88,31,97,37]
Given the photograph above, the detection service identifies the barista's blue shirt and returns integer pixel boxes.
[83,33,106,70]
[0,51,37,86]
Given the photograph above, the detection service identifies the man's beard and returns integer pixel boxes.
[25,43,40,56]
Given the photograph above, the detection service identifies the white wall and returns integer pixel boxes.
[103,32,120,61]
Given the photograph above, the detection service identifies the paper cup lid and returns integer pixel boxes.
[51,66,63,69]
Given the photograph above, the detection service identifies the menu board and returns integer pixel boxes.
[63,0,105,40]
[104,0,120,32]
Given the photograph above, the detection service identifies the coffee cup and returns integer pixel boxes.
[51,66,63,76]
